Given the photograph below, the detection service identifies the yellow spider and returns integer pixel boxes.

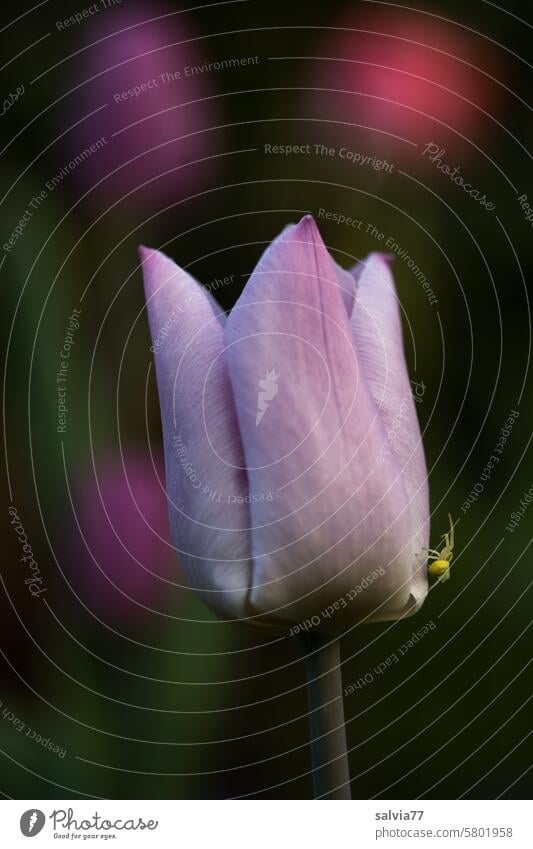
[426,513,455,582]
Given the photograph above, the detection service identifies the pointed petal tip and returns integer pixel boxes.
[375,251,396,266]
[138,244,155,264]
[281,214,323,246]
[139,245,178,267]
[138,246,161,300]
[294,213,320,238]
[351,251,396,283]
[138,245,180,303]
[360,252,395,268]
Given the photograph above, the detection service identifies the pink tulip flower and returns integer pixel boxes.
[141,217,429,634]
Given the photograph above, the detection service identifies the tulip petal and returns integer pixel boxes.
[224,217,416,630]
[334,258,357,316]
[350,253,430,617]
[140,247,251,619]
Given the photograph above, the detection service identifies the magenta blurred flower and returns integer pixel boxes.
[68,4,218,207]
[72,452,179,617]
[141,217,429,632]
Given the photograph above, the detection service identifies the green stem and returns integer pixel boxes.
[301,633,351,799]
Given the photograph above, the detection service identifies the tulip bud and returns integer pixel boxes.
[141,216,429,634]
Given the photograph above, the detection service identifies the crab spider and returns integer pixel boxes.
[423,514,455,582]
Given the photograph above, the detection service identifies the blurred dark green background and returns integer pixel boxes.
[1,0,531,799]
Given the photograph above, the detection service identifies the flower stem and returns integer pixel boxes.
[300,633,351,799]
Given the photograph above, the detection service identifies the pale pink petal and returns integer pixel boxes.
[350,253,430,617]
[141,247,251,619]
[224,217,416,630]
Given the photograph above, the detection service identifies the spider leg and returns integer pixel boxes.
[422,547,443,558]
[448,513,454,549]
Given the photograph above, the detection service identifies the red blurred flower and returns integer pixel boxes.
[310,8,502,156]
